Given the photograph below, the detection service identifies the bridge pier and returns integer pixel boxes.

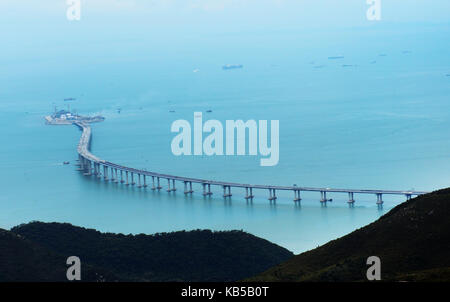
[167,179,176,192]
[268,189,277,201]
[131,173,136,185]
[320,191,332,203]
[157,177,162,190]
[376,193,383,205]
[114,169,119,183]
[120,170,124,183]
[223,186,232,198]
[348,192,355,204]
[103,165,108,181]
[294,190,301,202]
[207,184,212,195]
[137,174,142,188]
[245,187,254,200]
[83,160,92,176]
[143,175,147,187]
[151,176,156,190]
[125,171,129,185]
[202,183,212,196]
[184,181,193,194]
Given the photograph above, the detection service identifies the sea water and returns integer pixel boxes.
[0,3,449,253]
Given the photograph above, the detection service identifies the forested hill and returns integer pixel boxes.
[7,222,293,281]
[0,228,118,281]
[248,188,450,282]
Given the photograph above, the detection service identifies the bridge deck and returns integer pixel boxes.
[74,122,429,197]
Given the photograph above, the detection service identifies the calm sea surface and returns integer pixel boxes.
[0,19,449,253]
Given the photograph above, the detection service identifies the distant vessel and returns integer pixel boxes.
[328,55,344,60]
[63,161,70,165]
[206,110,212,113]
[223,64,243,70]
[169,110,175,113]
[64,98,76,101]
[193,69,200,73]
[45,109,105,125]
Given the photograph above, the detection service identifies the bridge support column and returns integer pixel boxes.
[269,189,277,201]
[137,174,141,188]
[166,179,176,192]
[376,193,383,205]
[77,156,83,171]
[114,169,119,183]
[143,175,147,187]
[223,186,231,198]
[120,170,124,183]
[110,168,115,182]
[348,192,355,204]
[320,191,331,203]
[184,181,193,194]
[103,165,109,181]
[151,176,156,190]
[202,183,212,196]
[84,160,92,176]
[157,177,162,190]
[245,187,254,200]
[294,190,301,202]
[125,171,129,185]
[131,173,135,185]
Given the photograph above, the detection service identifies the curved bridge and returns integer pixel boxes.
[74,121,429,205]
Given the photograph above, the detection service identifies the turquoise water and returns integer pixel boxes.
[1,4,450,253]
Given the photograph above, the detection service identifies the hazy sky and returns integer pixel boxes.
[1,0,450,29]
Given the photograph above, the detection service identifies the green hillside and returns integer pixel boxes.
[8,223,293,281]
[248,188,450,282]
[0,228,118,282]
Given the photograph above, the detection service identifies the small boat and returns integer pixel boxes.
[223,64,243,70]
[169,110,175,113]
[328,55,344,60]
[63,161,70,165]
[206,110,212,113]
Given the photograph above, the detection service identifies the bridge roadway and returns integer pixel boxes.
[73,121,429,204]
